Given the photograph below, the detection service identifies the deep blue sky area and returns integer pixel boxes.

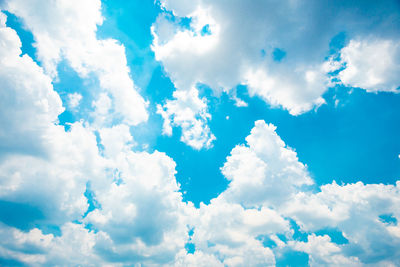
[6,1,400,207]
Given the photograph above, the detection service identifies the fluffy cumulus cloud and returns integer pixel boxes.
[333,38,400,92]
[289,234,362,266]
[185,120,400,266]
[152,0,400,145]
[220,121,313,207]
[3,0,148,126]
[157,87,215,149]
[0,12,63,157]
[67,92,82,110]
[0,9,191,266]
[1,1,400,266]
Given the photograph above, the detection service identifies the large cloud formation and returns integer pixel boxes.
[153,0,400,148]
[4,0,148,127]
[0,1,400,266]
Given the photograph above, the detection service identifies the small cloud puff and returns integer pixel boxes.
[67,92,82,110]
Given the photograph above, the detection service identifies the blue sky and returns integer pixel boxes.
[1,0,400,266]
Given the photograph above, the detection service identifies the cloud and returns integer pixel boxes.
[221,120,313,207]
[67,92,82,110]
[175,250,224,267]
[284,181,400,264]
[4,0,148,126]
[152,0,400,113]
[0,12,63,157]
[0,16,94,227]
[184,120,400,266]
[151,0,400,144]
[333,38,400,92]
[84,149,193,265]
[98,124,134,158]
[0,11,192,266]
[290,234,361,266]
[157,87,216,149]
[190,199,287,266]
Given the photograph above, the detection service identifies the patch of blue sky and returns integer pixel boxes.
[0,200,44,231]
[314,228,348,245]
[272,48,286,62]
[256,235,278,249]
[128,66,176,151]
[39,224,62,237]
[184,242,195,254]
[3,11,36,62]
[55,61,100,129]
[328,31,347,57]
[83,182,101,218]
[379,214,398,225]
[0,199,62,236]
[200,24,211,36]
[253,84,400,186]
[184,226,196,254]
[178,16,192,30]
[288,219,308,242]
[276,249,309,267]
[0,257,26,267]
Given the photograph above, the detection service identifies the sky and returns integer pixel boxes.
[0,0,400,266]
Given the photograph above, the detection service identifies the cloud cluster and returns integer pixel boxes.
[0,10,191,266]
[185,120,400,266]
[333,38,400,92]
[152,0,400,148]
[157,87,215,150]
[3,0,148,126]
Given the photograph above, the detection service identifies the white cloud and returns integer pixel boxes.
[189,198,287,266]
[221,120,313,207]
[67,92,82,110]
[0,222,53,265]
[0,12,63,157]
[151,0,400,151]
[284,181,400,264]
[185,120,400,266]
[244,66,327,115]
[0,12,192,266]
[0,222,104,266]
[0,12,102,225]
[179,120,307,266]
[157,87,216,149]
[174,250,224,267]
[4,0,148,126]
[84,149,193,265]
[335,38,400,92]
[98,124,134,158]
[150,0,400,149]
[290,234,362,266]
